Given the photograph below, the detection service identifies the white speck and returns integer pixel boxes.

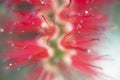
[87,49,91,53]
[64,55,71,65]
[0,28,4,32]
[9,63,12,66]
[41,22,48,28]
[66,23,73,32]
[40,1,46,5]
[85,10,88,14]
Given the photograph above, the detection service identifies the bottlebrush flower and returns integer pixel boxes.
[0,0,115,80]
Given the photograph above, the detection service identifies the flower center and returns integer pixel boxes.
[37,12,73,67]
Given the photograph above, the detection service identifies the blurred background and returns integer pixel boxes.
[0,0,120,80]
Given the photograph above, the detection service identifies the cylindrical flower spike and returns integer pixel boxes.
[1,0,115,80]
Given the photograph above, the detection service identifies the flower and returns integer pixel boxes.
[1,0,114,80]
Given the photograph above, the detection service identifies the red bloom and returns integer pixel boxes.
[1,0,114,80]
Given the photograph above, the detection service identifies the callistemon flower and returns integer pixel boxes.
[1,0,114,80]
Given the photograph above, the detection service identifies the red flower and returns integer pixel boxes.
[1,0,114,80]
